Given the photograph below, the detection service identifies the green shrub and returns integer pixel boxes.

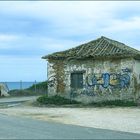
[37,95,137,106]
[37,95,80,105]
[89,100,137,107]
[27,81,48,92]
[8,81,48,97]
[8,89,40,96]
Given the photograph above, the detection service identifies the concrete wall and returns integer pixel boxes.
[47,57,140,103]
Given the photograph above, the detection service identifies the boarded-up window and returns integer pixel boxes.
[71,72,83,89]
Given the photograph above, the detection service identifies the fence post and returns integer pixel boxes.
[20,80,22,91]
[5,82,9,92]
[35,80,37,93]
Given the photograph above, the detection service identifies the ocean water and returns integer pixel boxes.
[1,82,37,90]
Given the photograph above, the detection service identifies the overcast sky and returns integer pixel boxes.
[0,1,140,82]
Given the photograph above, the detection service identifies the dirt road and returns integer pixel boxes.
[1,113,140,139]
[0,104,140,134]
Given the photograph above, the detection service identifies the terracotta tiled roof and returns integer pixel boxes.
[42,36,140,60]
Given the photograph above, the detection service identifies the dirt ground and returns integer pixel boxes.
[0,102,140,134]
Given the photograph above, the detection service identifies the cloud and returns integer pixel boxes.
[0,34,18,41]
[40,37,83,53]
[0,1,140,81]
[0,55,47,81]
[0,36,41,56]
[0,1,140,40]
[103,16,140,32]
[0,34,20,50]
[0,2,130,36]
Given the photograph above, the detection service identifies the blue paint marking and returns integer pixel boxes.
[92,75,97,86]
[122,68,131,73]
[85,70,130,89]
[119,74,130,88]
[86,76,93,87]
[102,73,110,88]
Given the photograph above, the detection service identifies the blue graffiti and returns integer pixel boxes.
[86,70,130,89]
[92,75,97,86]
[119,74,130,88]
[102,73,110,88]
[122,68,131,73]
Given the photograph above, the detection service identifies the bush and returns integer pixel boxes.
[37,95,137,106]
[27,81,48,93]
[8,89,40,96]
[89,100,137,107]
[37,95,80,105]
[8,81,48,97]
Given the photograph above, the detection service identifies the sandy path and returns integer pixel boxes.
[0,106,140,134]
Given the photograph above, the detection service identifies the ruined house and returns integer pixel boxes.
[42,36,140,103]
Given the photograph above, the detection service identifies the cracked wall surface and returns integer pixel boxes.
[47,58,140,103]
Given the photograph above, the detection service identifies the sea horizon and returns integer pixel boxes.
[0,81,40,90]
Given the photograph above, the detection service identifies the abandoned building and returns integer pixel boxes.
[42,36,140,103]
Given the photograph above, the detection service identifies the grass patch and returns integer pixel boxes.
[27,81,48,92]
[89,100,137,107]
[37,95,80,105]
[8,89,41,96]
[8,81,48,97]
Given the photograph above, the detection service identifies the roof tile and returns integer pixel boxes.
[42,36,140,60]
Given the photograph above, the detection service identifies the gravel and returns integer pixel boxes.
[0,105,140,134]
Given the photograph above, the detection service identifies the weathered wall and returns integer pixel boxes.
[133,59,140,99]
[47,59,65,96]
[133,59,140,83]
[47,57,139,103]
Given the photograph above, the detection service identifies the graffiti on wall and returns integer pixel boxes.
[70,68,131,97]
[75,68,132,97]
[48,68,131,97]
[47,75,56,87]
[86,69,130,89]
